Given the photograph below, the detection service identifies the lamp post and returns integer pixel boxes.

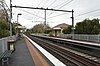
[17,13,22,23]
[16,13,22,35]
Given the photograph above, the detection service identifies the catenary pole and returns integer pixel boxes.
[12,6,74,38]
[10,0,12,36]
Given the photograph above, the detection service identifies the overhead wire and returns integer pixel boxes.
[32,0,45,20]
[42,0,51,7]
[47,0,57,8]
[17,0,74,24]
[19,9,44,19]
[47,0,74,17]
[34,0,49,20]
[35,0,57,23]
[58,0,74,9]
[47,17,71,25]
[45,0,74,25]
[74,8,100,23]
[30,0,73,22]
[47,13,68,19]
[51,0,70,8]
[76,8,100,17]
[37,0,44,7]
[53,0,73,9]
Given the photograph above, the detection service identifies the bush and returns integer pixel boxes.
[49,32,54,37]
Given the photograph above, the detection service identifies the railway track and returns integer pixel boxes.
[29,36,100,66]
[33,35,100,58]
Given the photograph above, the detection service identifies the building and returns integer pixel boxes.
[52,23,70,36]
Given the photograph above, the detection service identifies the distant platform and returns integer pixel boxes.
[33,35,100,46]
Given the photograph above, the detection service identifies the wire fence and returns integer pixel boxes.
[59,34,100,43]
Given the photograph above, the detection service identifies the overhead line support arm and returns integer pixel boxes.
[12,5,72,12]
[12,5,74,38]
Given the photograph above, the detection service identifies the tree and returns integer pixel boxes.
[25,29,31,35]
[62,25,72,34]
[0,19,9,38]
[12,23,16,35]
[31,24,51,34]
[75,18,100,34]
[12,23,22,35]
[0,1,10,38]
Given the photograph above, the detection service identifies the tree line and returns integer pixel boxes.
[75,18,100,34]
[30,18,100,35]
[0,19,19,38]
[0,20,17,38]
[1,18,100,38]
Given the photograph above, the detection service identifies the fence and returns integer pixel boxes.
[0,39,2,54]
[0,35,16,53]
[32,33,100,43]
[59,34,100,43]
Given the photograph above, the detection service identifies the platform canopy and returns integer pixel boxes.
[15,26,26,29]
[53,27,61,30]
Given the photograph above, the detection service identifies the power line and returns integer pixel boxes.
[12,5,74,35]
[34,0,50,20]
[12,5,73,23]
[47,0,57,8]
[37,0,44,7]
[19,9,44,19]
[42,0,50,7]
[47,13,68,19]
[47,0,74,17]
[76,8,100,17]
[59,0,74,9]
[47,0,70,16]
[33,0,57,20]
[52,0,70,8]
[34,0,45,17]
[35,0,56,11]
[25,0,44,20]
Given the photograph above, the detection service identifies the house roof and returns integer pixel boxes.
[53,23,69,29]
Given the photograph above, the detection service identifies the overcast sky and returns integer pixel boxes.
[5,0,100,29]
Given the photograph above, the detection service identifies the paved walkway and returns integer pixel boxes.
[9,38,35,66]
[24,37,50,66]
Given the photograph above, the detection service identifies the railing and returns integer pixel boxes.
[59,34,100,43]
[31,33,100,43]
[0,39,2,54]
[0,35,16,53]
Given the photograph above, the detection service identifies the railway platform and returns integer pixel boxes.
[1,35,100,66]
[9,38,35,66]
[8,37,50,66]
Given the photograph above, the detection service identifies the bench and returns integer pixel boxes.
[0,50,13,66]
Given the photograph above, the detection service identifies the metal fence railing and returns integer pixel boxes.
[0,39,2,54]
[59,34,100,43]
[32,33,100,43]
[0,35,16,53]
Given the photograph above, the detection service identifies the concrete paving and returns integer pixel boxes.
[9,38,35,66]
